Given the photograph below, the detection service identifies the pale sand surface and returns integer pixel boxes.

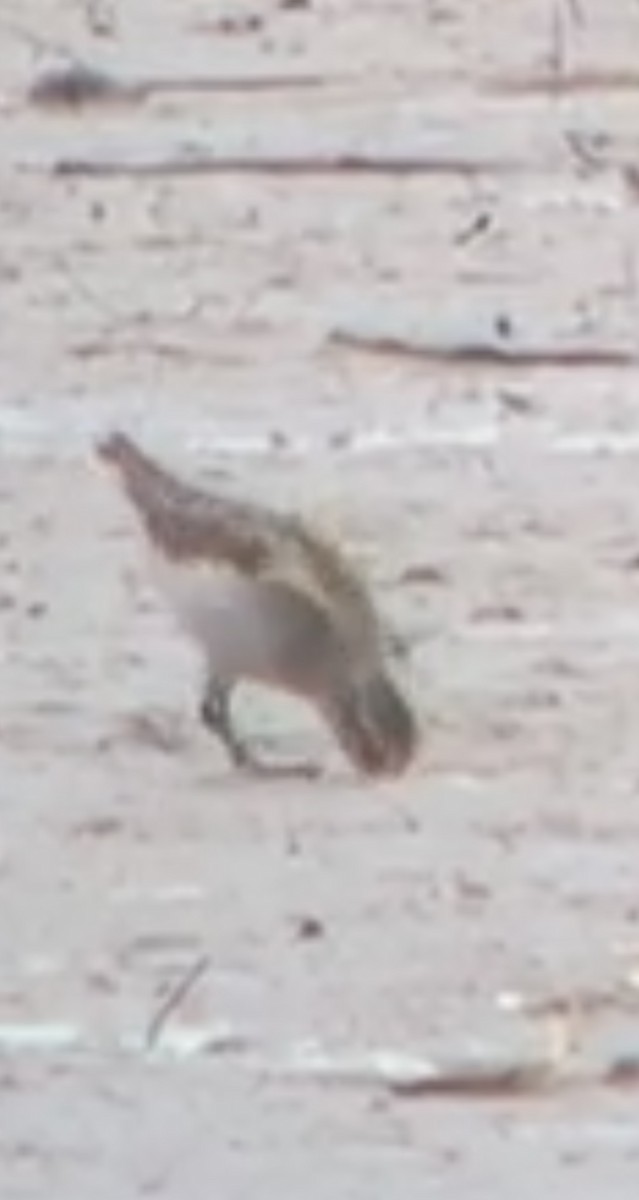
[3,1,639,1195]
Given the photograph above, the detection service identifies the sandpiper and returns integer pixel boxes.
[98,431,418,778]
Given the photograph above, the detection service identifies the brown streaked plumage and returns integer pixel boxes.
[97,431,419,778]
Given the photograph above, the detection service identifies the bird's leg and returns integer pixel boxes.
[200,678,254,771]
[200,676,321,779]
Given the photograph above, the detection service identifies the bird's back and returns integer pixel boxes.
[98,431,382,658]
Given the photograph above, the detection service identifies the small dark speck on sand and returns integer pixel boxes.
[293,915,325,941]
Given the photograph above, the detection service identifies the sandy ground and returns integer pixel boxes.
[4,0,639,1196]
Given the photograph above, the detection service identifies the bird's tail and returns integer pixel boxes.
[96,430,269,570]
[97,430,191,511]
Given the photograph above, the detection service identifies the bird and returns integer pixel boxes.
[97,431,418,779]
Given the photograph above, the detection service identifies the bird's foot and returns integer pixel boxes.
[200,694,321,780]
[235,751,322,781]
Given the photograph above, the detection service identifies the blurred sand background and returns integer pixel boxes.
[3,0,639,1195]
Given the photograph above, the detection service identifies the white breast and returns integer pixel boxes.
[150,553,271,676]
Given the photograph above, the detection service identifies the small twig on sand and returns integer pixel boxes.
[146,955,210,1050]
[328,329,638,369]
[564,130,609,171]
[50,153,507,180]
[28,62,333,109]
[486,69,639,95]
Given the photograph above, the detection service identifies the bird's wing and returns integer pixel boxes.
[268,522,383,657]
[99,431,384,657]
